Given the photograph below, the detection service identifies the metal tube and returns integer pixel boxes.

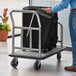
[10,12,15,54]
[35,13,41,57]
[21,17,23,49]
[35,13,41,28]
[39,28,41,57]
[29,0,32,6]
[14,26,40,30]
[14,47,40,51]
[61,24,63,48]
[30,28,32,51]
[58,22,63,48]
[11,10,36,14]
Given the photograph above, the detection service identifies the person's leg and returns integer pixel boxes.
[69,10,76,67]
[64,10,76,72]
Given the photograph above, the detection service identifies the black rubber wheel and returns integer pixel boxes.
[11,58,18,68]
[57,53,61,61]
[34,61,41,71]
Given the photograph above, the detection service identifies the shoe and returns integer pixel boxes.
[64,66,76,72]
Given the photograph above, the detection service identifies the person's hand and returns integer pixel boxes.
[44,8,52,13]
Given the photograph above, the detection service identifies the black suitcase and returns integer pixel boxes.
[23,6,58,53]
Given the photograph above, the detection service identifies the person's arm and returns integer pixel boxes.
[45,0,70,13]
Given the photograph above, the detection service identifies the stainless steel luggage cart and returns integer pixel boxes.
[9,9,65,70]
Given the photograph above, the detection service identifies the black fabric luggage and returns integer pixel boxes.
[23,6,58,53]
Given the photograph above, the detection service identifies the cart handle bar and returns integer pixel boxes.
[10,10,41,28]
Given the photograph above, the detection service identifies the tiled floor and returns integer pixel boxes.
[0,37,76,76]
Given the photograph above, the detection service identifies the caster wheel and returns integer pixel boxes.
[11,58,18,68]
[57,53,61,61]
[34,61,41,71]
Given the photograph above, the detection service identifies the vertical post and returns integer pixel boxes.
[58,22,63,48]
[26,13,34,51]
[29,0,32,6]
[35,13,41,58]
[30,28,32,51]
[10,12,15,54]
[61,25,63,48]
[21,25,23,50]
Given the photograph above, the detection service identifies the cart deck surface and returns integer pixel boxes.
[9,46,65,60]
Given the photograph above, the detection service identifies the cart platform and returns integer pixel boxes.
[9,46,65,60]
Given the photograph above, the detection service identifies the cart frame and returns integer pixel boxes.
[9,9,65,70]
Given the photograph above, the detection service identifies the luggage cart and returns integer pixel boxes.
[9,9,65,70]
